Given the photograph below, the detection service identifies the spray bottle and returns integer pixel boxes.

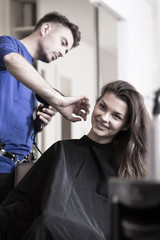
[147,89,160,181]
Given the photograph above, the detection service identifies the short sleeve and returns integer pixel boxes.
[0,35,19,69]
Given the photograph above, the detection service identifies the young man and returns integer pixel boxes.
[0,12,90,202]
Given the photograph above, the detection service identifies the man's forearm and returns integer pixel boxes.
[4,52,63,108]
[4,52,90,122]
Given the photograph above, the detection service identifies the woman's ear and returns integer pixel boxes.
[40,23,51,36]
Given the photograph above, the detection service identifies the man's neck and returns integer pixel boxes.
[20,33,38,60]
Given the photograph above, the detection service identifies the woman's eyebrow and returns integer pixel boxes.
[114,112,125,118]
[101,100,125,117]
[100,99,106,105]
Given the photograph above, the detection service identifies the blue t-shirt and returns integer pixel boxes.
[0,35,37,159]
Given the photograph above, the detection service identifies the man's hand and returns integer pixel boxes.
[57,96,90,122]
[36,104,57,126]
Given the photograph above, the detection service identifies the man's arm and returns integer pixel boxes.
[4,52,90,122]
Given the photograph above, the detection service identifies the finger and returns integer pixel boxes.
[81,105,90,115]
[78,111,88,121]
[79,96,89,102]
[37,108,56,120]
[41,106,57,117]
[80,100,91,113]
[38,115,50,126]
[66,116,82,123]
[73,103,90,119]
[48,106,57,111]
[65,96,89,107]
[37,112,52,123]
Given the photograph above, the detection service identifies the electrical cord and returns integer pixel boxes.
[31,132,43,155]
[33,90,64,156]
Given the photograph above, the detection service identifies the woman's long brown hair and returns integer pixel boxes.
[98,80,149,179]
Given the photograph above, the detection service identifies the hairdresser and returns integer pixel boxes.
[0,12,90,203]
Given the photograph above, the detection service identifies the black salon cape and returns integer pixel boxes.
[0,135,118,240]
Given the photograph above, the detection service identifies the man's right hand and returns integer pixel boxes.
[57,95,90,122]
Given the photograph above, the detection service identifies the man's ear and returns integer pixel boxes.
[40,23,51,36]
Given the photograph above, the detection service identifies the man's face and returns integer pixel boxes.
[38,23,74,63]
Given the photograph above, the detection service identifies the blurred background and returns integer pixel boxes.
[0,0,159,155]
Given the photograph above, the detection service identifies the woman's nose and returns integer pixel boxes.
[102,112,110,123]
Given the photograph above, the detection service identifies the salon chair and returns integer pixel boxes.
[108,178,160,240]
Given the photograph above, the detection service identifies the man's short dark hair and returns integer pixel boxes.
[34,12,81,48]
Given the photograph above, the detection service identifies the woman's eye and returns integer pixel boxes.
[113,114,122,120]
[99,103,105,110]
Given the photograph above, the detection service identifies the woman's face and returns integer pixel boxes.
[88,92,128,144]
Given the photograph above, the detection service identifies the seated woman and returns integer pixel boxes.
[0,80,149,240]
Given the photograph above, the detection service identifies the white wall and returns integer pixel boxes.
[0,0,10,35]
[90,0,158,115]
[36,0,97,151]
[37,0,95,46]
[1,0,159,152]
[38,41,96,151]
